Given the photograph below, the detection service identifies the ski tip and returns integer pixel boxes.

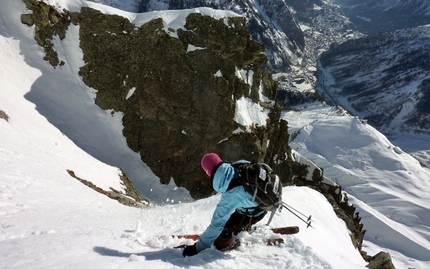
[271,226,299,235]
[290,226,300,234]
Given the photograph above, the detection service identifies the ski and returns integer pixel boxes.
[175,237,283,250]
[270,226,300,235]
[169,226,299,241]
[174,239,242,251]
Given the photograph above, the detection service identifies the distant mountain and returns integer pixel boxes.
[333,0,430,34]
[318,25,430,136]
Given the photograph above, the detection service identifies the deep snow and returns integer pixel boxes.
[1,0,430,268]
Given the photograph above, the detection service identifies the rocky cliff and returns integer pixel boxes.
[79,8,311,199]
[21,0,312,199]
[137,0,305,73]
[133,0,359,103]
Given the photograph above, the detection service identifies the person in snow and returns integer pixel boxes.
[183,153,267,257]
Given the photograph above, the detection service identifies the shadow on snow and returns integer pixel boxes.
[93,246,231,266]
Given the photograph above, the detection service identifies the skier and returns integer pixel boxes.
[182,153,267,257]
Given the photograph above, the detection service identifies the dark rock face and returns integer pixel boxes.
[21,0,307,199]
[366,251,396,269]
[76,8,305,199]
[134,0,358,101]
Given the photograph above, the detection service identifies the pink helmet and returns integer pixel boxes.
[201,153,223,177]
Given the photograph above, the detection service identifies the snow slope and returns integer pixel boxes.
[2,0,191,204]
[284,103,430,268]
[0,0,429,268]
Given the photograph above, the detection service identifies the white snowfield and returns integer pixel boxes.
[1,0,429,268]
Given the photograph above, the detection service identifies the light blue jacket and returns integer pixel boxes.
[195,162,263,252]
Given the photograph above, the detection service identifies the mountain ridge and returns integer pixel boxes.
[333,0,430,34]
[318,24,430,137]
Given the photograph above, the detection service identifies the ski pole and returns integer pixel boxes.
[283,202,315,223]
[283,204,314,229]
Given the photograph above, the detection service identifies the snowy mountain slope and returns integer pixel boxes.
[2,0,191,204]
[318,25,430,131]
[0,124,366,269]
[333,0,430,34]
[0,3,368,266]
[317,25,430,168]
[1,0,430,268]
[284,103,430,268]
[0,3,130,196]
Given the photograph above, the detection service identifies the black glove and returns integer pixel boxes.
[182,244,198,257]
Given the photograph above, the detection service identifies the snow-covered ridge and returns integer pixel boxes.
[284,103,430,268]
[87,1,241,37]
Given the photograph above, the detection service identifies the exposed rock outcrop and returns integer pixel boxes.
[76,7,307,198]
[67,169,148,208]
[138,0,305,73]
[0,110,9,122]
[21,0,78,67]
[21,0,307,198]
[366,251,396,269]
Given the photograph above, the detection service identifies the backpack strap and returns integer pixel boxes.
[226,162,259,202]
[210,161,226,187]
[226,162,246,191]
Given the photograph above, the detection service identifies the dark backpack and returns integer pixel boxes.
[228,162,283,225]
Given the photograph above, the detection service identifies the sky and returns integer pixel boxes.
[1,0,430,268]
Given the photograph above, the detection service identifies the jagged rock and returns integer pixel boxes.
[118,168,143,202]
[21,14,34,26]
[67,169,148,208]
[22,0,73,66]
[136,0,359,100]
[366,251,396,269]
[0,110,9,122]
[43,40,59,66]
[137,0,305,73]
